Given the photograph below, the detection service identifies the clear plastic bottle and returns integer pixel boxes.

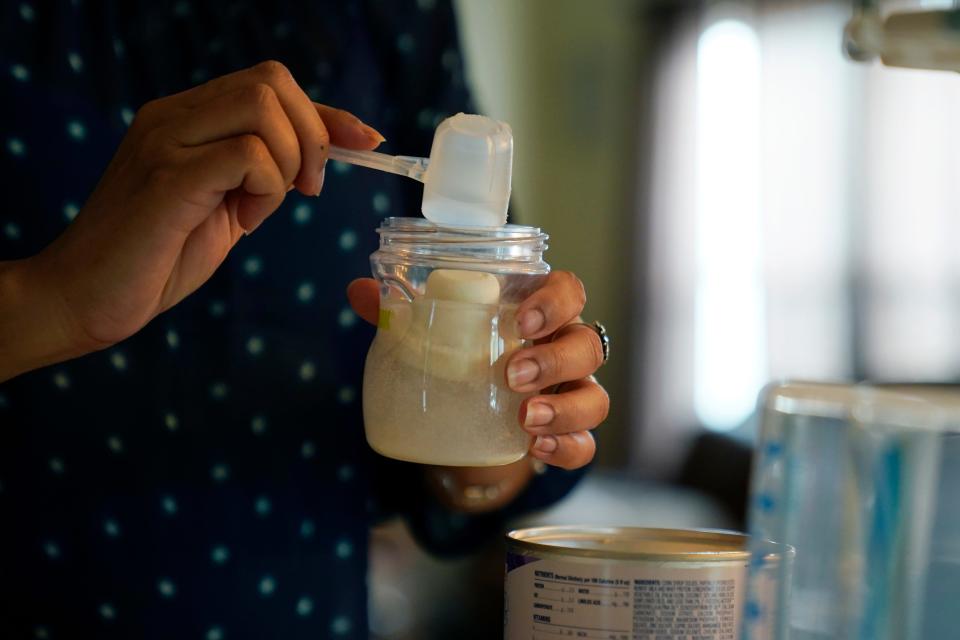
[362,217,550,466]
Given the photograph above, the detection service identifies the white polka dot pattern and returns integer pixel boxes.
[292,202,312,224]
[63,202,80,221]
[338,229,357,251]
[157,578,176,598]
[161,495,178,515]
[103,518,120,537]
[209,381,229,399]
[211,545,230,565]
[210,464,230,483]
[66,119,86,141]
[52,371,70,389]
[246,335,265,356]
[254,495,271,517]
[372,192,390,214]
[243,256,262,276]
[335,538,353,559]
[49,457,65,474]
[296,596,314,617]
[258,575,276,596]
[0,2,483,636]
[67,51,83,72]
[298,361,316,382]
[331,615,352,635]
[109,351,127,371]
[7,137,26,157]
[107,436,123,453]
[296,281,315,302]
[338,308,357,328]
[300,519,316,539]
[301,440,316,459]
[397,33,416,54]
[338,386,356,404]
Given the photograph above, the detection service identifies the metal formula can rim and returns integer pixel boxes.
[506,526,752,562]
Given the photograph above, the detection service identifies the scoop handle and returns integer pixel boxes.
[328,146,429,183]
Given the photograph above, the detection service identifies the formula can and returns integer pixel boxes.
[504,526,781,640]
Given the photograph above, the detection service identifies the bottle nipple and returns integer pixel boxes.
[424,269,501,305]
[391,269,507,382]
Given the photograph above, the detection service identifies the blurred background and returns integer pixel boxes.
[371,0,960,637]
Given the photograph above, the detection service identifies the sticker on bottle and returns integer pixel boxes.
[378,308,392,330]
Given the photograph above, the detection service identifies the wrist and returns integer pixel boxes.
[0,258,91,381]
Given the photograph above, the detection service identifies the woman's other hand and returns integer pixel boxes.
[0,61,383,381]
[502,271,608,469]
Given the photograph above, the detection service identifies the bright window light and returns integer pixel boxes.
[694,19,766,431]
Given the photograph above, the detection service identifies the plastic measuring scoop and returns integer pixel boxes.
[327,113,513,227]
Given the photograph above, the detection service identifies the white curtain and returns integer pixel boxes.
[636,0,960,474]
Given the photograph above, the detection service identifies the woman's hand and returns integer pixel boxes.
[1,61,383,380]
[502,271,608,469]
[347,271,609,470]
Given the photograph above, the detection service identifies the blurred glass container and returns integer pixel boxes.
[744,382,960,639]
[362,217,550,467]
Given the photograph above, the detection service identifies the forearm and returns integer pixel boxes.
[0,259,85,382]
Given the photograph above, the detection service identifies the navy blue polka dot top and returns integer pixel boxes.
[0,1,583,638]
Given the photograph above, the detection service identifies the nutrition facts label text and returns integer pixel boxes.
[505,558,744,640]
[633,579,737,639]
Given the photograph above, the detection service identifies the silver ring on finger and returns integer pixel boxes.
[562,320,610,366]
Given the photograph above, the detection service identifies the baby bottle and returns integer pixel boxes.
[362,218,550,466]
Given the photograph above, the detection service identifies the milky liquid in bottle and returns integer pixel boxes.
[362,269,532,466]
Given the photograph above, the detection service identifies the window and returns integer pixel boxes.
[638,0,960,472]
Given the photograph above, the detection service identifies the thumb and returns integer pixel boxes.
[347,278,380,326]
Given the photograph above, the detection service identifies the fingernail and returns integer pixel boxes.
[524,402,555,428]
[507,359,540,389]
[316,167,325,196]
[242,218,265,236]
[360,123,386,145]
[286,184,295,192]
[517,309,545,337]
[534,435,558,454]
